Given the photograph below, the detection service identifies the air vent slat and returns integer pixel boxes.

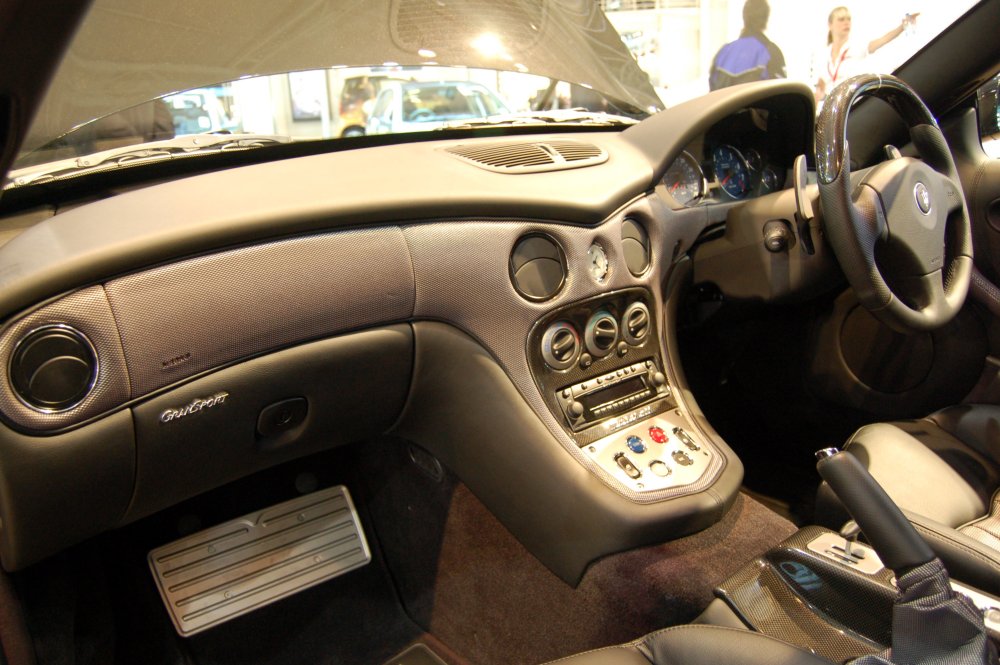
[445,140,607,174]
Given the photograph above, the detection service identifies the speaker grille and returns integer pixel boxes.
[0,287,130,431]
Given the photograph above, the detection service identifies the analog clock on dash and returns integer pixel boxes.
[587,243,609,283]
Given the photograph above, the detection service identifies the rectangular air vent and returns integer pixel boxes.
[445,140,607,174]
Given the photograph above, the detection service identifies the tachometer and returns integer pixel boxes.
[712,144,751,199]
[663,151,705,206]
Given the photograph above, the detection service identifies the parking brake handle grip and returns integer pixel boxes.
[816,448,935,573]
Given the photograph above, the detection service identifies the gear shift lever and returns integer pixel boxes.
[815,447,997,665]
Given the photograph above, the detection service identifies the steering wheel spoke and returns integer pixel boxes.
[933,171,966,215]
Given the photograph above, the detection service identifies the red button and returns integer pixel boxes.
[648,426,667,443]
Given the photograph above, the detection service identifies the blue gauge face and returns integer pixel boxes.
[712,144,751,199]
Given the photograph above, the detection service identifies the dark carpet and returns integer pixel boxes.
[359,439,797,665]
[13,447,470,665]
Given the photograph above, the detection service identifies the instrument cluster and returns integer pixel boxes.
[662,108,793,208]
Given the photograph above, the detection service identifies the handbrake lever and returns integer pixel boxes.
[815,448,934,572]
[816,448,996,665]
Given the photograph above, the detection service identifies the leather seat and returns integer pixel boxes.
[543,625,832,665]
[816,404,1000,594]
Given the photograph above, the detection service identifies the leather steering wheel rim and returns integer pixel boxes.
[815,74,973,333]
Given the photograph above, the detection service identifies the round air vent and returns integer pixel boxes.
[541,322,580,370]
[9,325,98,412]
[621,219,650,276]
[585,310,618,358]
[510,234,566,301]
[621,302,651,345]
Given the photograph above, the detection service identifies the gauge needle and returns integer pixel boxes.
[721,173,732,186]
[670,182,680,192]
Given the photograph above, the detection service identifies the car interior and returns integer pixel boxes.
[0,1,999,664]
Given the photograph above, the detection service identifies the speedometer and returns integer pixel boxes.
[663,151,705,206]
[712,144,751,199]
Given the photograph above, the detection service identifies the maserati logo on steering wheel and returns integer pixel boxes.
[914,182,932,215]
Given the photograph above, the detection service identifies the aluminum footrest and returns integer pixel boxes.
[149,485,370,636]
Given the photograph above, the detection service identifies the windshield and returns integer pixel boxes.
[10,0,983,178]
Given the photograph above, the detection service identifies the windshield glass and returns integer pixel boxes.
[10,0,983,178]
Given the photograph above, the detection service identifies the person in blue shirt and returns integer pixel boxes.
[709,0,786,91]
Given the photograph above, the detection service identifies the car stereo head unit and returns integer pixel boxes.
[555,358,669,432]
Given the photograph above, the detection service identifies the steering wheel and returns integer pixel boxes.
[408,108,435,122]
[815,74,972,333]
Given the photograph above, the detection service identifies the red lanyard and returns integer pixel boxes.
[828,47,849,82]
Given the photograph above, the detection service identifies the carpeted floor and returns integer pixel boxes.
[11,438,798,665]
[359,439,798,665]
[12,447,471,665]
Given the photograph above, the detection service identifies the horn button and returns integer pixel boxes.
[860,158,949,275]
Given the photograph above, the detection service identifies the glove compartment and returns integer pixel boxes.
[124,325,413,524]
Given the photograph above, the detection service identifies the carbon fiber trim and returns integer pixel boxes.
[0,286,130,431]
[404,209,726,504]
[105,227,414,396]
[717,526,894,662]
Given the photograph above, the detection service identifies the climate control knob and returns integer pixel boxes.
[585,310,618,357]
[541,321,580,370]
[621,302,651,345]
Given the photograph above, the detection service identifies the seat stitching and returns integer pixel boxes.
[955,488,1000,552]
[540,643,651,664]
[957,487,1000,531]
[912,522,1000,572]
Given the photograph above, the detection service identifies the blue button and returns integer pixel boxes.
[626,436,646,454]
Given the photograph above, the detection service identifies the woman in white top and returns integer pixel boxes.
[812,6,919,103]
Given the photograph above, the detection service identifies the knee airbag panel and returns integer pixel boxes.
[0,410,135,570]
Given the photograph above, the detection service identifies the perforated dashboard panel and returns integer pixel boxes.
[104,227,413,396]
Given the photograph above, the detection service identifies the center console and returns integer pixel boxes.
[710,525,1000,661]
[528,287,718,494]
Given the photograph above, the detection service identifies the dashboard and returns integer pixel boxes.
[0,81,817,584]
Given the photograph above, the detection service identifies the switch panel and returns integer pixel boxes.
[582,415,714,492]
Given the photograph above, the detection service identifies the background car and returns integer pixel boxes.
[365,80,510,134]
[334,75,402,138]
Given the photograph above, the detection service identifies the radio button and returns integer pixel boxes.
[568,401,585,419]
[672,451,694,466]
[648,426,668,443]
[626,436,646,454]
[650,461,671,477]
